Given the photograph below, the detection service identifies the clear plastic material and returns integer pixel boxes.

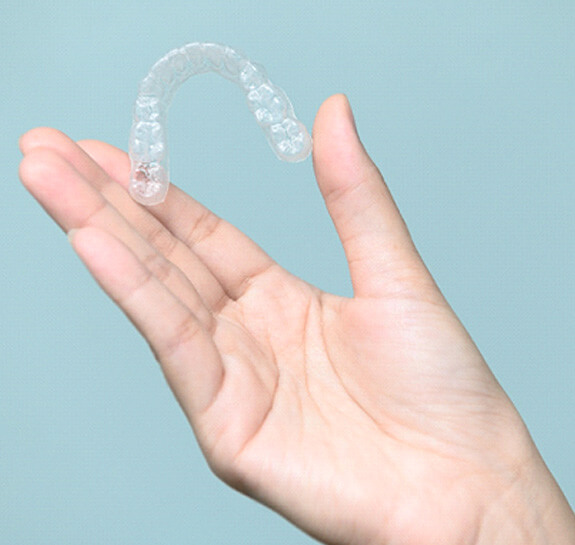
[129,42,312,205]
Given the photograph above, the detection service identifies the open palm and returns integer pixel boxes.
[20,95,548,544]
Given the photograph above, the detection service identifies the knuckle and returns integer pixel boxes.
[185,209,222,247]
[141,251,174,285]
[157,315,203,362]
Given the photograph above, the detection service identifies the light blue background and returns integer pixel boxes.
[2,1,573,543]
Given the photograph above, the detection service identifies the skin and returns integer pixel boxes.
[19,95,575,544]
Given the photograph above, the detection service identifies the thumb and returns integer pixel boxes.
[312,94,434,299]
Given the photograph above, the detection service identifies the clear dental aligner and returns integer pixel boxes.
[129,42,313,205]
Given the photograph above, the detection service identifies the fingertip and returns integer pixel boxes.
[76,139,131,188]
[313,93,358,146]
[315,93,353,118]
[312,94,376,200]
[19,127,46,154]
[19,147,62,192]
[19,127,72,155]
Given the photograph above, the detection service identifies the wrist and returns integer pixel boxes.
[478,448,575,545]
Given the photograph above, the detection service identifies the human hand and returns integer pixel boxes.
[19,95,575,545]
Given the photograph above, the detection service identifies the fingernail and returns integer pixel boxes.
[67,228,78,244]
[340,94,358,136]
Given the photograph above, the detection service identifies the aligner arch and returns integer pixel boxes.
[129,42,312,205]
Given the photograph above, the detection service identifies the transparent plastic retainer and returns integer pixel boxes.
[129,42,312,205]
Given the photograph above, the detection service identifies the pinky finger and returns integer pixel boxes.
[69,226,224,416]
